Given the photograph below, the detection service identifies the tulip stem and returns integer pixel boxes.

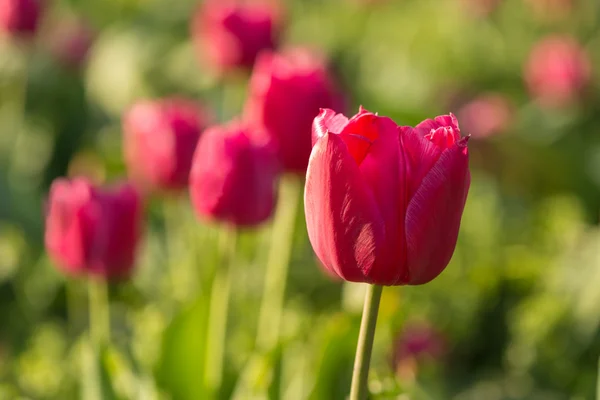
[596,355,600,400]
[205,225,238,395]
[88,278,110,348]
[350,284,383,400]
[255,176,301,351]
[7,45,29,177]
[67,279,84,337]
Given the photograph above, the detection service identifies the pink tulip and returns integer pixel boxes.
[0,0,40,36]
[191,0,280,73]
[457,94,512,138]
[305,108,470,285]
[45,178,142,279]
[189,120,279,227]
[123,98,208,192]
[245,48,343,173]
[524,35,591,107]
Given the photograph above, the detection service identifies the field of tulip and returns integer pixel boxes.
[1,0,600,399]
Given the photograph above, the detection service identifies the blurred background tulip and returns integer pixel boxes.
[457,94,513,139]
[46,18,94,69]
[123,97,208,193]
[189,120,278,227]
[191,0,281,75]
[524,35,591,108]
[392,322,446,382]
[0,0,40,37]
[44,178,142,279]
[245,48,344,173]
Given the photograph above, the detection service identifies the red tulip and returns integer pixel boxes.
[524,35,590,107]
[123,98,207,192]
[189,120,279,227]
[306,107,470,285]
[245,48,343,173]
[0,0,40,36]
[191,0,280,73]
[45,178,142,279]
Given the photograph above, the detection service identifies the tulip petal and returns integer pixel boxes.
[404,142,470,285]
[45,179,92,273]
[305,133,386,282]
[348,115,408,284]
[414,113,460,137]
[312,108,349,147]
[401,126,444,199]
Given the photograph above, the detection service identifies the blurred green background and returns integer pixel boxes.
[1,0,600,399]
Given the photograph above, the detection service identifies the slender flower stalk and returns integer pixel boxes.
[597,356,600,400]
[67,279,84,337]
[255,176,302,351]
[162,198,188,301]
[88,278,110,348]
[7,48,29,178]
[205,225,238,395]
[350,284,383,400]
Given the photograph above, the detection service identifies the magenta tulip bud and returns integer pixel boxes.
[306,107,470,285]
[191,0,280,73]
[0,0,40,36]
[45,178,143,279]
[524,35,591,107]
[123,98,208,193]
[189,120,279,227]
[245,48,344,174]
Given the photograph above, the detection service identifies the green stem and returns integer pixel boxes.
[597,355,600,400]
[162,199,181,298]
[205,225,238,394]
[67,279,83,337]
[350,284,383,400]
[6,45,29,174]
[88,278,110,348]
[255,176,302,351]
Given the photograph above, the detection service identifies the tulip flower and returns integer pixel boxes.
[306,107,470,286]
[123,98,207,193]
[392,322,446,381]
[189,120,278,227]
[245,48,343,173]
[307,107,470,399]
[45,178,142,279]
[0,0,39,36]
[191,0,280,74]
[457,94,512,138]
[48,19,94,69]
[524,35,590,107]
